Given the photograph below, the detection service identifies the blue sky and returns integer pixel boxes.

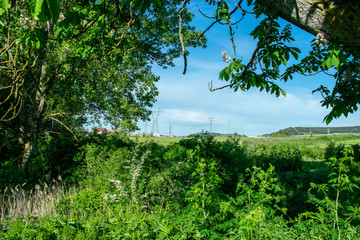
[139,2,360,137]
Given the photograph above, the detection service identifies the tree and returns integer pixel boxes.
[0,0,205,176]
[200,0,360,124]
[258,0,360,48]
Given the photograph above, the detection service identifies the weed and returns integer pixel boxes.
[0,176,74,220]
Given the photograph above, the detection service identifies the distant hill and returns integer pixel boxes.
[266,126,360,137]
[188,132,247,138]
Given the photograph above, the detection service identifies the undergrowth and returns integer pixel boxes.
[1,133,359,239]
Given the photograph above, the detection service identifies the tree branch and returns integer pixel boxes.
[209,80,232,92]
[209,20,273,92]
[179,0,189,75]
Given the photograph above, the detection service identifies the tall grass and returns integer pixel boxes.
[0,176,74,221]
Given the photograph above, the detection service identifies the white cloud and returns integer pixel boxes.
[148,77,360,136]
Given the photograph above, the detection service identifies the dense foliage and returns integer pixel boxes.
[1,133,359,239]
[0,0,205,179]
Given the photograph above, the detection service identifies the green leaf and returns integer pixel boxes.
[46,0,60,23]
[322,56,333,69]
[275,88,280,97]
[291,51,298,60]
[282,57,287,65]
[270,86,275,94]
[97,14,105,29]
[28,0,44,20]
[140,0,151,14]
[28,0,59,22]
[325,115,333,125]
[133,0,143,12]
[152,0,161,7]
[224,68,231,81]
[280,89,286,96]
[265,84,270,92]
[0,0,8,16]
[333,56,340,68]
[219,67,231,81]
[325,56,333,69]
[218,9,229,21]
[321,58,326,69]
[284,51,289,61]
[34,39,40,48]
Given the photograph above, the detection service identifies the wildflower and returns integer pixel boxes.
[109,179,128,198]
[103,193,122,202]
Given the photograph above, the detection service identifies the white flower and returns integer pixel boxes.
[315,33,328,47]
[221,50,232,63]
[108,179,128,198]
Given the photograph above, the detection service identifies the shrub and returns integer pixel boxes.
[250,145,302,172]
[299,147,360,239]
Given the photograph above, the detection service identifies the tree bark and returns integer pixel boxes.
[264,0,360,48]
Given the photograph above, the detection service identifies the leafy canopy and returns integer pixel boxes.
[203,0,360,124]
[0,0,205,170]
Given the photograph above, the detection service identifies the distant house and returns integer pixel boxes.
[93,127,108,134]
[91,128,145,136]
[127,133,137,137]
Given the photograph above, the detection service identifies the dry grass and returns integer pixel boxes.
[0,176,74,220]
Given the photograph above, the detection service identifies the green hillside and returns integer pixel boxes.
[268,126,360,136]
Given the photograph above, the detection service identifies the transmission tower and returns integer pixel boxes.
[151,109,160,136]
[209,117,214,134]
[144,121,148,135]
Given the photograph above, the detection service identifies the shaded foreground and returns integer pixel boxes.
[1,133,360,239]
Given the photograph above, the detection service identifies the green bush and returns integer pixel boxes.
[298,147,360,239]
[177,134,250,197]
[250,145,302,172]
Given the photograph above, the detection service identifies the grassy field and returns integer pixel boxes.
[132,134,360,149]
[131,134,360,162]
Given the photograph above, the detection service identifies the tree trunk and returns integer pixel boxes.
[20,84,46,176]
[264,0,360,48]
[20,41,49,175]
[21,140,35,171]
